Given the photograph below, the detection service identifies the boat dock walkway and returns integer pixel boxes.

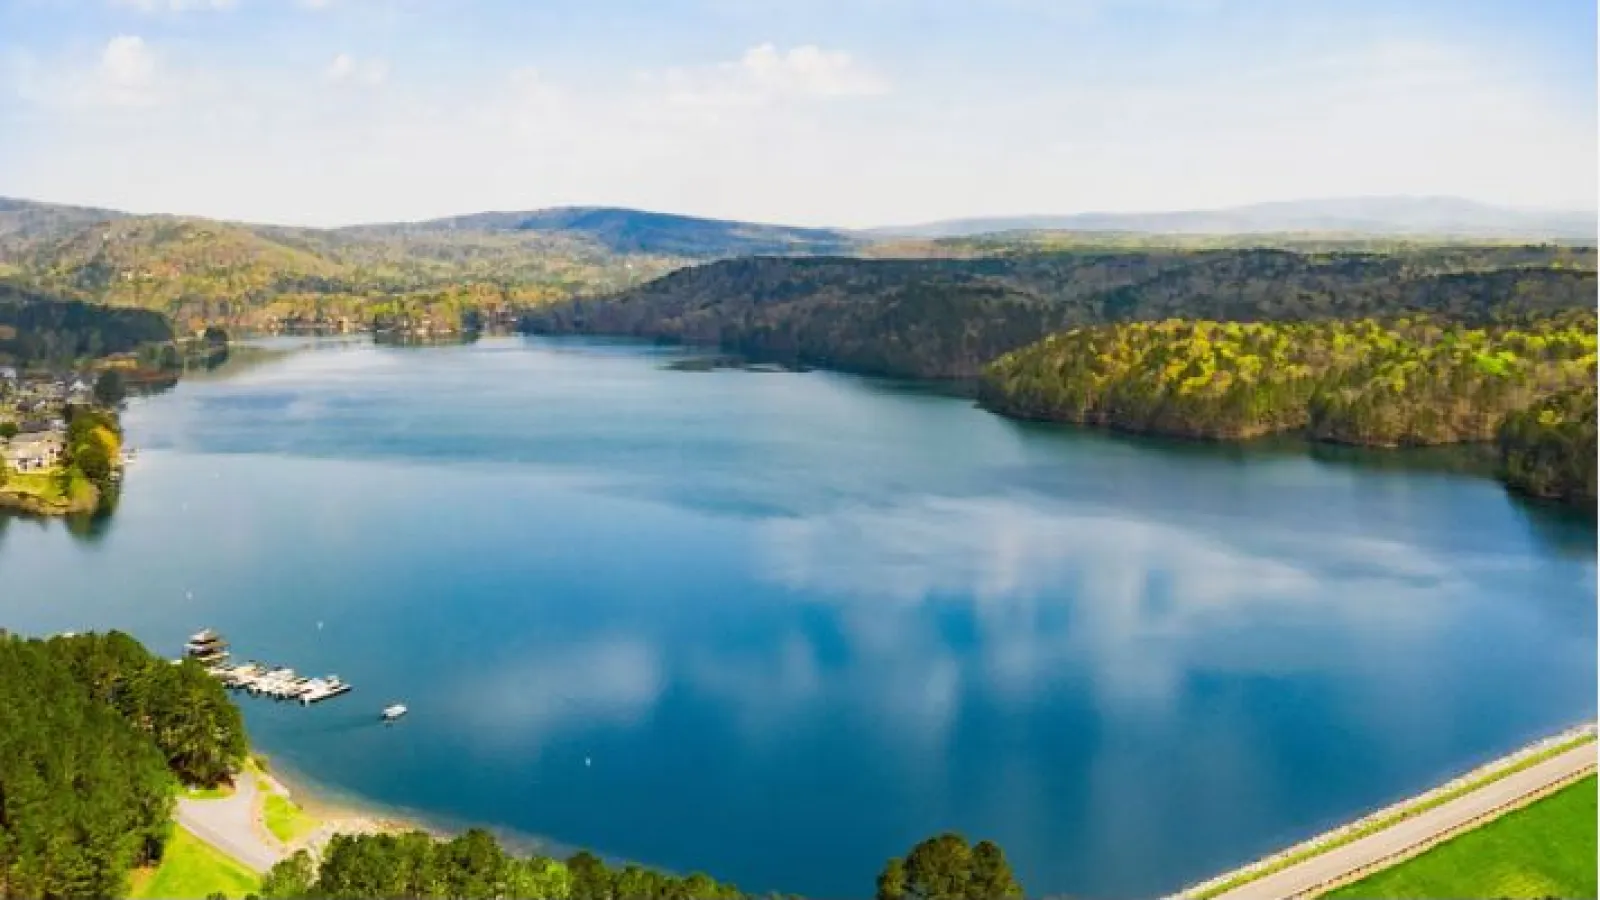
[212,662,353,704]
[185,628,353,706]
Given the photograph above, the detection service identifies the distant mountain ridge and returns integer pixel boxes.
[343,206,863,257]
[877,197,1597,240]
[0,196,130,240]
[1,193,1593,333]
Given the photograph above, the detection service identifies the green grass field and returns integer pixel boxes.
[4,470,67,503]
[1324,774,1597,899]
[263,792,318,844]
[127,825,259,900]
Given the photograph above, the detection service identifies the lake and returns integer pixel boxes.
[2,336,1594,899]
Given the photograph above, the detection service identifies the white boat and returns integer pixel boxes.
[381,703,408,721]
[299,676,353,705]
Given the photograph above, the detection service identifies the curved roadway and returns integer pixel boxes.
[174,774,282,873]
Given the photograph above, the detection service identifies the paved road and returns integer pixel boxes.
[1212,741,1597,900]
[175,773,283,873]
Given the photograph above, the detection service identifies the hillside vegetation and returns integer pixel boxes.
[524,248,1597,379]
[0,200,869,334]
[0,631,247,900]
[0,216,688,333]
[977,314,1595,441]
[978,314,1597,505]
[0,283,173,367]
[1498,385,1598,505]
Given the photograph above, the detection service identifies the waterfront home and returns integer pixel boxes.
[2,433,65,472]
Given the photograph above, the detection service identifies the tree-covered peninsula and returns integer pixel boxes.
[977,313,1598,504]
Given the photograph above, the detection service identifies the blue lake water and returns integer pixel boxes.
[1,336,1594,899]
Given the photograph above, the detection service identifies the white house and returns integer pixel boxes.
[2,434,65,472]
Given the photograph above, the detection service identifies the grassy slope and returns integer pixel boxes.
[127,826,260,900]
[1323,774,1597,899]
[263,792,317,844]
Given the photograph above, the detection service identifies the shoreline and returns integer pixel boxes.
[257,753,577,862]
[254,753,436,844]
[1169,721,1600,899]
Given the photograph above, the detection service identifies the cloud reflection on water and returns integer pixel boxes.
[755,493,1457,715]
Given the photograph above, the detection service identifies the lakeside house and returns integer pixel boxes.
[2,433,65,472]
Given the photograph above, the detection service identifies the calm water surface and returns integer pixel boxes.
[2,337,1594,899]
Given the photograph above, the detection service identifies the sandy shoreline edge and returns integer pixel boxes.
[259,753,575,861]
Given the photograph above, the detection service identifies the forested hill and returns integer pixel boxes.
[0,200,869,333]
[520,248,1598,380]
[0,283,173,366]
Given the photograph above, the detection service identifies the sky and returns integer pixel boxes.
[0,0,1594,227]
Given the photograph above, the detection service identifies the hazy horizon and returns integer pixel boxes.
[3,191,1598,233]
[1,0,1594,228]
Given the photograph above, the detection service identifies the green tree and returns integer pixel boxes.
[968,841,1022,899]
[260,850,316,899]
[94,369,127,406]
[877,834,1024,900]
[876,857,907,900]
[568,850,613,900]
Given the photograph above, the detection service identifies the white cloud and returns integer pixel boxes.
[325,53,388,87]
[3,31,1591,227]
[653,43,889,111]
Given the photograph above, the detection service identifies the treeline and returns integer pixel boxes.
[1499,384,1598,505]
[256,829,1025,900]
[0,631,248,900]
[0,283,172,367]
[522,248,1597,379]
[259,833,753,900]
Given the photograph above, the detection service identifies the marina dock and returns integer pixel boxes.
[185,629,353,705]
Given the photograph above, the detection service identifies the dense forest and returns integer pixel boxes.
[254,828,1024,900]
[977,314,1596,441]
[523,248,1597,380]
[1498,384,1598,505]
[0,631,248,900]
[259,834,753,900]
[977,313,1597,505]
[0,284,173,367]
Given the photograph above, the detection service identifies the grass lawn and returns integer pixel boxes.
[127,825,260,900]
[4,470,67,503]
[1324,774,1597,899]
[263,792,317,844]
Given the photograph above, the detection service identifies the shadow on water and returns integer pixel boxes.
[997,414,1504,480]
[1505,491,1599,560]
